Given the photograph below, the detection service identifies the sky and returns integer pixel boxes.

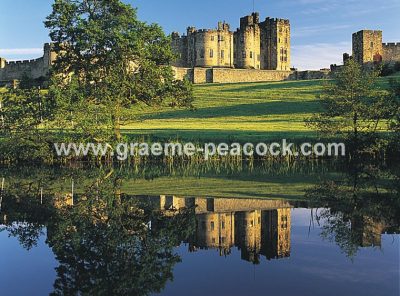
[0,0,399,70]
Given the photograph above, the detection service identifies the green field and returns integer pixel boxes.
[2,72,398,142]
[125,73,399,142]
[125,79,324,142]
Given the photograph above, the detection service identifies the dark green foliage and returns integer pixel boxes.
[0,88,56,162]
[306,59,399,152]
[394,61,400,72]
[45,0,193,142]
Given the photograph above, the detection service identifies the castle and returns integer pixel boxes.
[171,12,291,71]
[345,30,400,66]
[0,43,57,85]
[153,195,292,263]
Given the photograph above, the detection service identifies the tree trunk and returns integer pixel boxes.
[353,112,358,141]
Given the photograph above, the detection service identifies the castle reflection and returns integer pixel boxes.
[143,196,292,264]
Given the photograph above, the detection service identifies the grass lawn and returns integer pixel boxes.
[123,73,399,142]
[124,79,325,142]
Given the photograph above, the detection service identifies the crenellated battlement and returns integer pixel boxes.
[172,12,291,71]
[264,17,290,25]
[6,57,43,66]
[382,42,400,47]
[0,43,57,82]
[352,29,400,65]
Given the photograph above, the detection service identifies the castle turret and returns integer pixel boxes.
[184,23,234,68]
[43,43,57,68]
[234,13,261,69]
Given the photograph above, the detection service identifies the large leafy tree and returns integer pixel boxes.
[306,59,398,142]
[45,0,193,142]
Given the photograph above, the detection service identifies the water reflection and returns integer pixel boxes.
[0,160,399,295]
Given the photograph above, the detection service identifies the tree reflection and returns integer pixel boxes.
[1,171,196,296]
[306,160,400,257]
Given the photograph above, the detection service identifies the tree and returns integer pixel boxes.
[0,88,56,162]
[45,0,193,142]
[306,59,398,144]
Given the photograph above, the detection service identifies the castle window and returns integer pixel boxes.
[218,35,224,42]
[221,50,225,59]
[221,221,225,229]
[285,38,288,44]
[211,36,215,41]
[210,49,214,58]
[200,49,205,59]
[279,38,281,43]
[211,221,215,230]
[371,42,374,48]
[250,51,253,59]
[221,237,226,244]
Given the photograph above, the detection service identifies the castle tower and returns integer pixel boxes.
[234,13,261,69]
[352,30,383,65]
[194,213,235,252]
[186,23,234,68]
[171,32,188,67]
[234,210,262,263]
[43,43,57,68]
[261,208,291,259]
[260,18,291,71]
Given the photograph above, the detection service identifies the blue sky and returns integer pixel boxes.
[0,0,399,69]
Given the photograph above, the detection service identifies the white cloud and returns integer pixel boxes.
[293,24,351,38]
[0,48,43,60]
[292,42,351,70]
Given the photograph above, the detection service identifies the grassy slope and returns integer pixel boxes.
[123,74,399,142]
[124,80,324,142]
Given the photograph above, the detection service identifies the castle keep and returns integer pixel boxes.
[352,30,400,65]
[171,12,291,71]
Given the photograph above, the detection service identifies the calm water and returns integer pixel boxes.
[0,161,399,295]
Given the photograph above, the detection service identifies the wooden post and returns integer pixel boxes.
[71,179,74,206]
[0,99,4,128]
[0,178,4,212]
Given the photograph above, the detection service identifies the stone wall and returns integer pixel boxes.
[382,43,400,64]
[212,68,293,83]
[0,58,46,81]
[0,43,56,82]
[172,67,330,84]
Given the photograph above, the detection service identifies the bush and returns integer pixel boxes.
[380,63,395,77]
[394,61,400,72]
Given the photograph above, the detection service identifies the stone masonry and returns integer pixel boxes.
[171,12,291,71]
[0,43,57,83]
[352,30,400,65]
